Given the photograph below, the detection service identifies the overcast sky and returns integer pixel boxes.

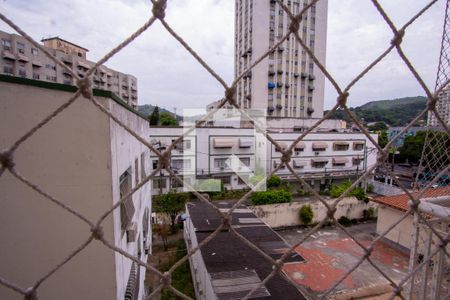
[0,0,446,112]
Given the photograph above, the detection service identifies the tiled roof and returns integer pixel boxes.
[373,186,450,211]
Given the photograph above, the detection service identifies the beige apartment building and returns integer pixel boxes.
[0,30,138,108]
[0,77,151,299]
[234,0,327,119]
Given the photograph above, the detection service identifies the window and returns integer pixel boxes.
[171,176,185,188]
[333,142,349,151]
[153,178,167,189]
[152,160,159,169]
[173,139,191,150]
[172,159,191,170]
[45,64,56,70]
[238,175,249,186]
[140,153,146,181]
[310,143,327,155]
[312,160,327,168]
[3,63,13,75]
[353,157,363,166]
[119,169,134,231]
[353,142,365,151]
[31,48,38,55]
[135,158,139,185]
[213,175,231,185]
[33,73,40,80]
[18,68,26,77]
[214,158,228,169]
[239,157,250,167]
[46,75,57,82]
[16,42,25,54]
[1,39,12,50]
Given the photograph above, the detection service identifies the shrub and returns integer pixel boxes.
[297,188,311,197]
[299,205,314,225]
[352,187,367,201]
[250,189,292,205]
[363,207,376,220]
[267,175,282,189]
[366,184,374,193]
[338,216,352,227]
[330,180,367,201]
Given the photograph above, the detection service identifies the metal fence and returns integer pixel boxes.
[0,0,449,299]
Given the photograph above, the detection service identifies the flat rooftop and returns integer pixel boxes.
[187,200,306,300]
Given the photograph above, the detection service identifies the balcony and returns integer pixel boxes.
[277,82,283,88]
[309,74,316,80]
[308,85,315,92]
[268,82,276,89]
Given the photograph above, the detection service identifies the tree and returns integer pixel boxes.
[368,121,388,131]
[149,106,160,126]
[267,175,282,189]
[397,131,425,163]
[397,130,450,165]
[159,112,178,126]
[378,131,388,148]
[152,192,188,231]
[299,205,314,225]
[153,222,169,251]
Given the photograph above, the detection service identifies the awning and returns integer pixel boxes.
[77,61,91,69]
[213,138,234,148]
[353,141,365,145]
[2,51,16,60]
[16,54,29,62]
[312,158,328,163]
[294,142,305,150]
[293,160,307,168]
[31,60,43,67]
[275,142,287,151]
[333,141,349,146]
[239,138,253,148]
[332,157,349,164]
[312,142,328,149]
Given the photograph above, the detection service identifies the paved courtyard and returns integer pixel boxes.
[278,222,409,299]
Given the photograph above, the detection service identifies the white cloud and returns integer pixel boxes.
[0,0,446,112]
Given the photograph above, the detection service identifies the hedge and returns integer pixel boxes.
[250,189,292,205]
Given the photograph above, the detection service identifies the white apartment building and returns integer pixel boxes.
[234,0,327,119]
[149,126,377,195]
[428,85,450,126]
[0,30,138,108]
[0,77,151,299]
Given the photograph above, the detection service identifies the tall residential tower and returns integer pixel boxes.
[234,0,328,119]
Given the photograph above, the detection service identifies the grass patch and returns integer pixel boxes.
[160,240,195,300]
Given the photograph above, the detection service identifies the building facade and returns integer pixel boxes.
[148,126,377,195]
[0,76,150,299]
[0,30,138,108]
[234,0,327,118]
[428,86,450,127]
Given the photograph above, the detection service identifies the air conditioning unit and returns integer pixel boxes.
[315,151,320,155]
[126,222,137,243]
[220,166,225,171]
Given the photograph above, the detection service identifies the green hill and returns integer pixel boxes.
[137,104,174,118]
[325,96,427,126]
